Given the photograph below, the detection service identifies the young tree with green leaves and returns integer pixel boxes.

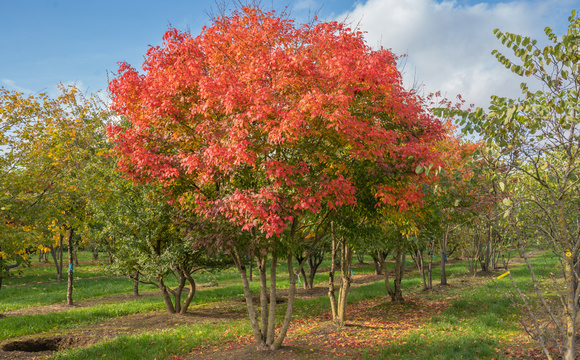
[452,11,580,360]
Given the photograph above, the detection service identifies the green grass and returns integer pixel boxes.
[52,320,252,360]
[0,250,561,360]
[0,296,165,340]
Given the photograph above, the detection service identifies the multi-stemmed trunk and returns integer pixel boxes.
[157,266,196,314]
[296,249,325,289]
[231,220,307,350]
[327,222,353,327]
[232,247,302,350]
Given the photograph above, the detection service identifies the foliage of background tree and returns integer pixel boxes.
[453,11,580,360]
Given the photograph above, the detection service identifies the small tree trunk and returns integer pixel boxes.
[248,255,253,282]
[133,271,140,296]
[564,255,577,360]
[233,248,267,349]
[393,247,405,301]
[440,229,448,286]
[59,237,64,281]
[180,271,196,314]
[427,241,434,290]
[266,254,278,346]
[356,252,364,264]
[384,240,405,302]
[307,251,324,289]
[66,228,74,306]
[328,222,338,321]
[372,253,383,275]
[0,249,3,291]
[257,256,268,341]
[93,245,99,260]
[270,250,300,350]
[158,277,176,314]
[336,238,352,327]
[299,266,308,289]
[74,247,79,267]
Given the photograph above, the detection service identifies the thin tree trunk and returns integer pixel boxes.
[232,248,267,350]
[299,266,308,289]
[181,271,196,314]
[427,239,434,290]
[258,256,268,341]
[392,246,405,302]
[336,237,352,327]
[564,255,577,360]
[66,228,74,306]
[266,254,278,346]
[328,222,338,321]
[59,236,64,281]
[440,228,448,286]
[271,250,299,350]
[0,249,3,292]
[372,253,383,275]
[158,277,176,314]
[133,271,140,296]
[93,245,99,260]
[74,247,79,267]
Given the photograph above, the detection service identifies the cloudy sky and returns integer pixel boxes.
[1,0,578,109]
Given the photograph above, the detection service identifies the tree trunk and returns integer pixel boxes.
[59,236,64,281]
[49,245,61,281]
[158,277,176,314]
[74,247,79,267]
[299,266,308,289]
[307,250,324,290]
[180,271,196,314]
[257,256,268,342]
[132,271,140,296]
[266,254,278,346]
[295,252,309,289]
[564,255,577,360]
[423,238,436,290]
[372,253,383,275]
[384,241,405,302]
[0,249,3,292]
[336,237,352,327]
[440,228,448,286]
[66,228,74,306]
[93,245,99,260]
[328,222,338,321]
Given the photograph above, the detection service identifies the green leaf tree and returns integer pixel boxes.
[457,11,580,360]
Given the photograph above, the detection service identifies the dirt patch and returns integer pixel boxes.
[2,335,94,352]
[0,335,95,360]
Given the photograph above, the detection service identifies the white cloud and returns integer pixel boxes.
[1,79,33,94]
[337,0,571,109]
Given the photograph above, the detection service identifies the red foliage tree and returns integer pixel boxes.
[108,6,443,350]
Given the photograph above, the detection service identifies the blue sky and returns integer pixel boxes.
[1,0,579,108]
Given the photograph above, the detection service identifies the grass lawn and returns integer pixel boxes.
[0,250,558,359]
